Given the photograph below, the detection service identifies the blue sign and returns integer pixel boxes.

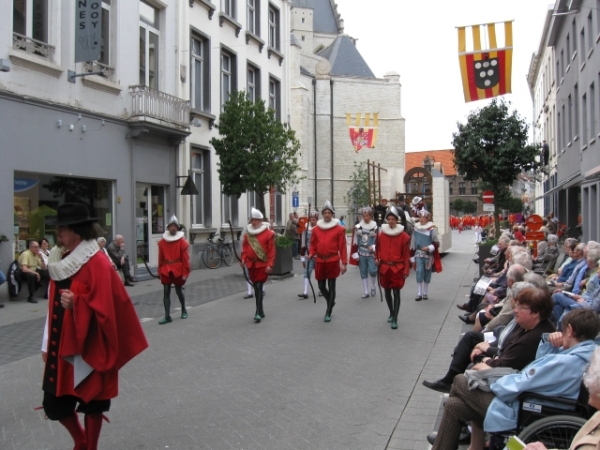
[14,178,40,192]
[292,196,299,208]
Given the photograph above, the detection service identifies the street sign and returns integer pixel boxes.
[483,203,495,212]
[75,1,102,63]
[482,190,495,204]
[292,196,299,208]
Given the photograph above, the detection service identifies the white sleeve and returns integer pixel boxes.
[41,313,49,352]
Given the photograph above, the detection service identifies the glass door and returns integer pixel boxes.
[135,184,166,266]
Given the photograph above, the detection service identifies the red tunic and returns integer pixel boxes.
[158,235,190,285]
[241,226,275,283]
[44,252,148,403]
[376,227,411,289]
[309,221,348,280]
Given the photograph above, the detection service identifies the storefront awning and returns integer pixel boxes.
[534,173,581,201]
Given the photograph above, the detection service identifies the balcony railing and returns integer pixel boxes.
[129,85,190,128]
[13,33,55,62]
[83,61,115,81]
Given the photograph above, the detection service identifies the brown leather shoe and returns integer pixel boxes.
[456,303,470,311]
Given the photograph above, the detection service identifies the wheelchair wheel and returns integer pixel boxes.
[222,245,234,266]
[518,414,587,448]
[202,248,221,269]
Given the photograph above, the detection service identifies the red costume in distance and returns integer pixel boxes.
[241,224,275,283]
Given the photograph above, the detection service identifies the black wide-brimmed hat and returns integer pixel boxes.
[46,203,99,226]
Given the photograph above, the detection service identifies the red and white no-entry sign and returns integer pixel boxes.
[482,190,495,204]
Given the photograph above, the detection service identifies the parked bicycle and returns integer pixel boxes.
[202,233,234,269]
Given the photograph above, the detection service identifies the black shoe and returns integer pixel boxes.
[415,295,422,301]
[124,281,134,287]
[0,303,4,308]
[243,294,253,299]
[422,379,451,393]
[456,303,470,311]
[422,295,428,300]
[27,297,38,304]
[458,426,471,444]
[361,293,369,299]
[427,432,437,445]
[458,314,474,324]
[127,276,138,283]
[297,294,308,299]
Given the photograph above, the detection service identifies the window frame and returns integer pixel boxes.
[268,75,281,120]
[190,31,211,113]
[139,0,160,90]
[268,4,280,50]
[191,148,211,228]
[220,48,237,108]
[247,63,261,102]
[247,0,260,36]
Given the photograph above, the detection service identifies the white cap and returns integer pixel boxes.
[321,200,335,214]
[168,215,180,227]
[250,207,264,219]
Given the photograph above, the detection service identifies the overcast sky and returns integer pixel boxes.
[340,0,553,152]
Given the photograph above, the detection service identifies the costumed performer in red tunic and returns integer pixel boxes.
[158,214,191,324]
[308,201,348,322]
[375,206,411,330]
[241,208,275,322]
[41,203,148,450]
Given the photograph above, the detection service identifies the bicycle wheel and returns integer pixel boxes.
[202,247,221,269]
[518,414,587,449]
[222,245,234,266]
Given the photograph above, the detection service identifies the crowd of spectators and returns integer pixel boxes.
[423,224,600,449]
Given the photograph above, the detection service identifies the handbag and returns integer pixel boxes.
[349,228,359,266]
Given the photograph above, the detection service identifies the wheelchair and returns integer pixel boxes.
[489,381,594,449]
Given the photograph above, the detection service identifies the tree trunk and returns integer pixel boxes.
[257,192,267,220]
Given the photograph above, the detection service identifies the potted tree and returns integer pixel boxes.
[272,234,294,276]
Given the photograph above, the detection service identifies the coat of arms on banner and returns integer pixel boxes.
[346,113,379,152]
[457,21,513,103]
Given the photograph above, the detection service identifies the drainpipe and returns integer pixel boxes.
[313,78,317,206]
[330,79,334,204]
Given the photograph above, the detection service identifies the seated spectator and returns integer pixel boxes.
[97,237,119,271]
[38,238,50,266]
[513,226,525,243]
[427,309,600,450]
[18,239,49,303]
[424,285,555,394]
[482,236,511,276]
[533,234,559,268]
[551,248,600,327]
[549,241,583,286]
[107,234,138,286]
[523,348,600,450]
[428,287,556,450]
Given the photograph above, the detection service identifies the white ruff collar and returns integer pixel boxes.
[356,220,377,230]
[247,222,269,235]
[317,218,340,230]
[414,222,435,231]
[382,224,404,236]
[162,231,184,242]
[48,240,100,281]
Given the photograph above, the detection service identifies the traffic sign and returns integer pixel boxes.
[292,196,299,208]
[482,190,495,204]
[483,203,495,212]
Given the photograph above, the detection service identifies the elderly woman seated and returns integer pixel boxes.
[534,234,559,268]
[523,345,600,450]
[548,241,584,286]
[427,308,600,450]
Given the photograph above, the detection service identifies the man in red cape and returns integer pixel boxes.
[376,206,411,329]
[158,215,191,324]
[308,201,348,322]
[42,203,148,450]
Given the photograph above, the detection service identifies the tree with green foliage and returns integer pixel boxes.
[452,198,465,214]
[452,99,540,237]
[463,201,478,214]
[210,91,302,215]
[345,161,370,222]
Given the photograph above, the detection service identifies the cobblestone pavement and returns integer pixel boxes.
[0,230,479,450]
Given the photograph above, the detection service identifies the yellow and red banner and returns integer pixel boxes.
[458,21,513,103]
[346,112,379,152]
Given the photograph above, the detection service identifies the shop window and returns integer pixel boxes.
[13,172,113,256]
[191,149,211,227]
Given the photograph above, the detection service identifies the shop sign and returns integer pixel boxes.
[14,178,39,192]
[75,0,102,63]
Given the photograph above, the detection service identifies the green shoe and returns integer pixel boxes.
[254,314,262,322]
[391,321,398,330]
[159,316,172,325]
[181,311,188,319]
[324,315,331,322]
[387,315,393,323]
